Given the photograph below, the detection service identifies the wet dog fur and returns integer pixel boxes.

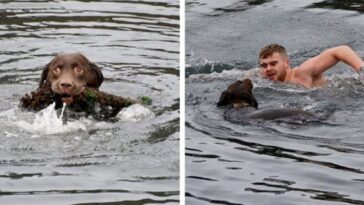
[217,79,258,109]
[39,53,103,105]
[217,78,315,121]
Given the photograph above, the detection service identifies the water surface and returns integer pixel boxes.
[0,1,179,204]
[186,0,364,204]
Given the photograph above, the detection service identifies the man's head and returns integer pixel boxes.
[259,44,290,81]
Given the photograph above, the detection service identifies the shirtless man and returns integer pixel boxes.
[259,44,364,88]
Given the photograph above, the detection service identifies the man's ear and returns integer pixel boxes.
[284,57,290,67]
[217,90,230,107]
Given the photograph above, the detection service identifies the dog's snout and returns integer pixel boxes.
[60,82,72,88]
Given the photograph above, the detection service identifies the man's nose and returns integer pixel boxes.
[265,64,273,71]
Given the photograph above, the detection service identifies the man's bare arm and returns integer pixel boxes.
[298,45,364,77]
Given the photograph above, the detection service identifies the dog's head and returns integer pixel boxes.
[217,78,258,109]
[39,53,103,104]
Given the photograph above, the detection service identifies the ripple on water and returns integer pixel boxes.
[186,66,364,204]
[0,0,179,203]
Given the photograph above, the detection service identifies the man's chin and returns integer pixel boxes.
[267,76,276,81]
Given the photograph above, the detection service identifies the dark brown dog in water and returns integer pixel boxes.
[20,53,138,119]
[217,78,258,109]
[217,78,315,121]
[39,53,103,105]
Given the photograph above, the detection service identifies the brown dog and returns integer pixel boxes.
[217,78,258,109]
[217,78,315,121]
[39,53,103,105]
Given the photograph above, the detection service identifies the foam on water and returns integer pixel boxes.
[118,104,155,122]
[188,65,364,95]
[188,68,246,82]
[0,103,155,138]
[15,103,87,136]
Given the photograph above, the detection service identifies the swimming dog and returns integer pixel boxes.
[217,78,315,122]
[39,53,103,105]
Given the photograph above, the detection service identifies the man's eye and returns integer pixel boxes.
[260,63,267,68]
[270,61,278,66]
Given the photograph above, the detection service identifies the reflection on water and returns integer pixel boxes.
[307,0,364,13]
[0,0,179,204]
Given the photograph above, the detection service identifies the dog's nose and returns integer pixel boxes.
[60,82,72,88]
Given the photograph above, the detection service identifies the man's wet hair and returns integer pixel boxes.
[259,44,287,59]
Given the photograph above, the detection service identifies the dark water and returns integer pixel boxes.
[0,1,179,205]
[186,0,364,204]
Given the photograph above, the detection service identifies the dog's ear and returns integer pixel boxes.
[217,90,230,107]
[242,78,253,91]
[39,63,50,88]
[241,78,258,108]
[248,95,258,109]
[88,62,104,88]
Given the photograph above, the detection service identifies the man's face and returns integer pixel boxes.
[259,52,289,81]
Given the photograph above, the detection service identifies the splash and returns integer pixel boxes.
[59,102,66,119]
[1,103,154,138]
[118,104,155,122]
[15,103,87,136]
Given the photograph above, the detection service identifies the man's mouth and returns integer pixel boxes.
[266,72,276,79]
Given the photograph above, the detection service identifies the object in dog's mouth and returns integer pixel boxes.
[19,53,140,119]
[59,93,74,105]
[218,78,319,122]
[20,84,138,119]
[217,78,258,109]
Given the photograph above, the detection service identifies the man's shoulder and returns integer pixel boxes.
[292,66,310,76]
[290,67,314,87]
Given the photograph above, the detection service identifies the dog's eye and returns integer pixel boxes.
[74,67,83,74]
[53,67,61,75]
